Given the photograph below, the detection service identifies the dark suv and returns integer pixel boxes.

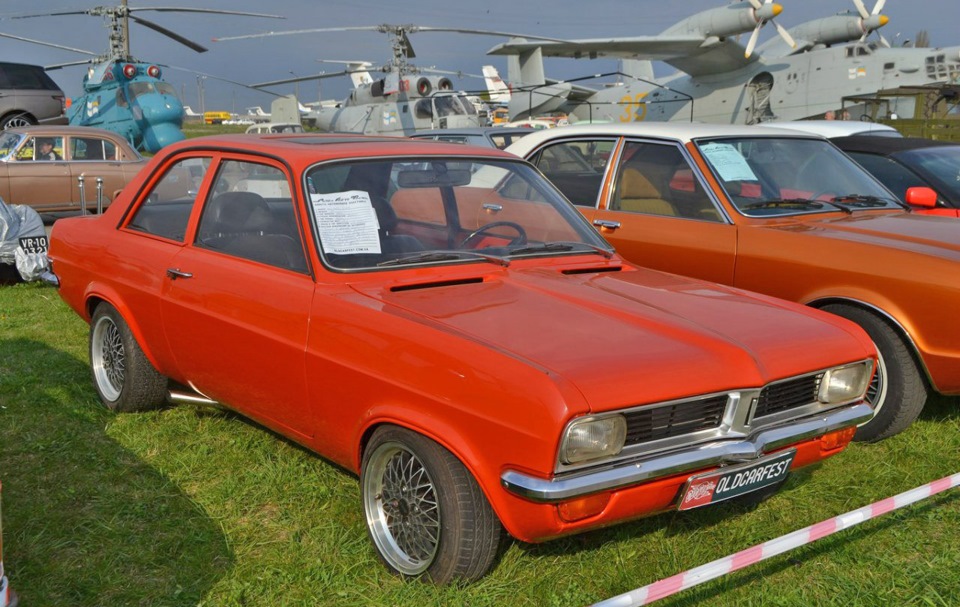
[0,61,67,129]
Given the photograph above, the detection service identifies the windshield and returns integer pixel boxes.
[697,137,902,216]
[0,132,23,159]
[897,146,960,201]
[305,157,612,271]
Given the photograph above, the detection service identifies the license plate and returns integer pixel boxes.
[678,449,796,511]
[18,235,48,255]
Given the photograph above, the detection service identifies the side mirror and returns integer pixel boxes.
[905,186,938,209]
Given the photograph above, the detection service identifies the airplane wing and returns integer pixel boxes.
[488,36,759,78]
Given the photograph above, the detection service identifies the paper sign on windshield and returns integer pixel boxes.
[700,143,759,182]
[310,191,382,255]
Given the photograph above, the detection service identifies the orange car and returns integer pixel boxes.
[47,134,876,583]
[0,125,145,213]
[508,122,960,442]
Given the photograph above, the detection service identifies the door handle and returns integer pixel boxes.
[593,219,622,231]
[166,268,193,280]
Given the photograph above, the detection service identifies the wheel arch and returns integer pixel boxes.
[356,414,518,536]
[0,110,37,126]
[807,295,935,391]
[83,285,165,373]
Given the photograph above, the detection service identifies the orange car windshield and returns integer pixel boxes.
[304,158,611,270]
[697,137,902,216]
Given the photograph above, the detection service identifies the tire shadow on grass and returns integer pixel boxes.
[0,338,232,607]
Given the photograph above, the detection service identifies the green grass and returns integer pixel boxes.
[1,285,959,603]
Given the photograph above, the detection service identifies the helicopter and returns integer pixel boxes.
[2,2,282,152]
[214,24,566,136]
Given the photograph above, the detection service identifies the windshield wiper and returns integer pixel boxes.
[377,250,510,267]
[740,198,832,211]
[830,194,903,209]
[508,241,615,258]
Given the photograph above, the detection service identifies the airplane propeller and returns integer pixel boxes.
[852,0,891,47]
[744,0,796,58]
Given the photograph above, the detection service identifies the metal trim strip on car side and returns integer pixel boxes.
[501,402,873,503]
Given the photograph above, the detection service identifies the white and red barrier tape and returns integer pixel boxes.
[592,472,960,607]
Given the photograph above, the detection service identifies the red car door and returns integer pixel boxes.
[159,157,316,440]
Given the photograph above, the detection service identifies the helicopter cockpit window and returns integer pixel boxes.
[155,82,177,97]
[414,99,433,119]
[127,156,212,242]
[434,95,465,117]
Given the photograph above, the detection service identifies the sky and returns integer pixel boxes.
[0,0,955,113]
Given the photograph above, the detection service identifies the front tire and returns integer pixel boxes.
[361,426,502,584]
[89,303,168,412]
[821,303,928,442]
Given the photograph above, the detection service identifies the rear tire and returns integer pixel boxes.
[89,303,168,412]
[361,426,502,584]
[821,303,928,442]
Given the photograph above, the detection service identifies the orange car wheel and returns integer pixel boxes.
[821,303,928,442]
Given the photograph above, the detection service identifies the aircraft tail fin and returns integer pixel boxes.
[504,45,572,119]
[482,65,511,103]
[270,95,302,124]
[621,59,655,81]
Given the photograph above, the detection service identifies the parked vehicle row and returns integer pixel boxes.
[47,133,879,583]
[506,122,960,442]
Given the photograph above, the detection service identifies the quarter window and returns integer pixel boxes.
[127,156,212,241]
[531,139,615,207]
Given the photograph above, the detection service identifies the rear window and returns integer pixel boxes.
[0,62,62,91]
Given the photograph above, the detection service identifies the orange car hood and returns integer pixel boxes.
[783,212,960,256]
[356,265,872,412]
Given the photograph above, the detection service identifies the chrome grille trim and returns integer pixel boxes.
[554,359,873,474]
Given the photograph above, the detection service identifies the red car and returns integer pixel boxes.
[47,134,876,583]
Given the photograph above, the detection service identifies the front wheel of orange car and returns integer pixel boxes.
[361,426,503,584]
[821,303,928,442]
[89,303,168,412]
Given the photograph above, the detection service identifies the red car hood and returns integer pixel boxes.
[785,212,960,257]
[353,264,873,412]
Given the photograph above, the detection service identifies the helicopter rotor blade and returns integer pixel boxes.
[44,59,100,70]
[9,10,92,19]
[214,24,571,44]
[0,31,99,56]
[252,70,367,89]
[129,7,283,19]
[162,64,286,97]
[129,14,208,53]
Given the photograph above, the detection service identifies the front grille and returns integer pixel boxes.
[623,394,727,446]
[754,373,823,418]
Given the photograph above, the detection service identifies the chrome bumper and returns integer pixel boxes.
[501,403,873,503]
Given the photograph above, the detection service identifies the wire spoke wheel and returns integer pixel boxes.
[91,314,125,401]
[364,441,441,575]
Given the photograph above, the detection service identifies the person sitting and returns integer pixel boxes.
[35,139,61,161]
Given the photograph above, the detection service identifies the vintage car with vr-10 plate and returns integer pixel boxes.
[46,133,877,583]
[507,122,960,443]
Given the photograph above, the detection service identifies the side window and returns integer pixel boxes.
[70,137,107,161]
[196,160,307,272]
[531,140,614,207]
[612,142,723,222]
[127,157,212,242]
[104,140,118,161]
[19,136,63,161]
[846,152,924,203]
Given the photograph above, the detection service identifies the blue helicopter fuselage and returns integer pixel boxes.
[67,61,185,153]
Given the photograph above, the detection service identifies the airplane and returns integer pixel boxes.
[1,1,282,152]
[486,0,960,125]
[214,24,568,136]
[483,65,511,104]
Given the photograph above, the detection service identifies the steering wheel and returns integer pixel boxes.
[459,221,527,248]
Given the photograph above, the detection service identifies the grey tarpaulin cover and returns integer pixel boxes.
[0,198,47,280]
